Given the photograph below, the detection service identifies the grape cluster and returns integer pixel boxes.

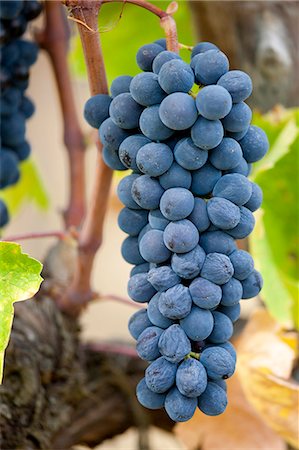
[84,38,268,421]
[0,0,42,228]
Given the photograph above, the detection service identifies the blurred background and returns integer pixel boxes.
[1,1,298,449]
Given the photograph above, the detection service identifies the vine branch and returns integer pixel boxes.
[37,1,86,228]
[60,0,179,315]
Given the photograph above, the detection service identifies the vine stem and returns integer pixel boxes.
[99,294,144,309]
[85,342,138,358]
[37,1,86,228]
[1,231,67,242]
[60,0,179,315]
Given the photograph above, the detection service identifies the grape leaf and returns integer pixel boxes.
[0,159,49,217]
[249,110,299,329]
[0,242,43,383]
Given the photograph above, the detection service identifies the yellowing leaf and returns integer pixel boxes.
[175,370,286,450]
[0,242,43,383]
[237,310,299,448]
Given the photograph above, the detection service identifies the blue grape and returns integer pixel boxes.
[11,140,31,161]
[213,173,252,206]
[159,162,192,190]
[222,102,252,133]
[176,358,207,397]
[138,223,152,244]
[154,38,167,49]
[218,341,237,361]
[227,128,249,141]
[227,206,255,239]
[136,142,173,177]
[191,162,222,196]
[136,43,164,71]
[117,174,142,209]
[209,137,243,170]
[0,87,21,115]
[18,94,35,119]
[136,326,163,360]
[218,303,241,323]
[239,125,269,163]
[136,378,165,409]
[139,105,174,140]
[165,387,197,422]
[131,175,164,210]
[207,197,240,230]
[158,60,194,94]
[174,137,208,170]
[171,245,206,279]
[200,347,235,380]
[158,324,191,363]
[213,379,227,392]
[0,149,20,188]
[196,85,232,120]
[147,293,174,328]
[139,229,171,263]
[99,118,130,151]
[201,253,234,285]
[191,41,218,58]
[221,278,243,306]
[159,93,198,130]
[147,266,180,292]
[0,200,9,228]
[128,309,152,339]
[109,93,143,129]
[191,117,224,150]
[128,272,156,302]
[118,207,148,236]
[160,188,194,221]
[102,147,127,171]
[119,134,150,171]
[130,72,166,106]
[198,382,227,416]
[200,231,236,256]
[158,284,192,319]
[188,198,210,232]
[84,94,112,129]
[244,181,263,212]
[224,156,250,176]
[130,263,150,276]
[1,113,25,147]
[217,70,252,103]
[145,356,177,393]
[180,306,214,341]
[153,50,182,74]
[189,278,222,309]
[148,209,170,231]
[209,311,233,343]
[229,249,254,281]
[163,219,199,254]
[0,1,23,19]
[110,75,133,98]
[121,236,145,265]
[241,270,263,298]
[194,49,229,85]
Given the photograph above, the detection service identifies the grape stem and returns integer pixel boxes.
[188,351,200,360]
[37,1,86,228]
[1,230,69,242]
[85,342,138,358]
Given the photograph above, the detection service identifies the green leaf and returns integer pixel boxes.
[69,1,195,83]
[250,125,299,329]
[0,159,49,217]
[0,242,43,383]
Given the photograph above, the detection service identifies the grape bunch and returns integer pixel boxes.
[84,38,268,421]
[0,0,42,228]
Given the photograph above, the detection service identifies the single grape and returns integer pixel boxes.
[148,209,170,231]
[121,236,145,265]
[180,306,214,341]
[158,59,194,94]
[191,163,222,196]
[244,181,263,211]
[147,266,180,292]
[171,245,206,279]
[201,252,234,285]
[139,104,174,140]
[176,358,207,397]
[136,142,173,177]
[229,249,254,281]
[239,125,269,163]
[227,206,255,239]
[209,137,243,170]
[117,173,142,209]
[118,134,150,171]
[198,382,227,416]
[117,207,148,236]
[159,93,198,130]
[163,219,199,254]
[241,269,263,298]
[217,70,252,103]
[153,50,181,74]
[84,94,112,129]
[207,197,240,230]
[130,72,166,106]
[199,231,236,256]
[194,49,229,85]
[191,116,224,150]
[160,188,194,221]
[174,137,208,171]
[128,309,152,339]
[189,277,222,309]
[200,346,235,380]
[131,175,164,210]
[191,41,218,58]
[136,378,165,409]
[165,387,197,422]
[109,92,143,129]
[221,277,243,306]
[196,85,232,120]
[158,324,191,363]
[158,284,192,320]
[208,311,233,343]
[130,263,150,276]
[159,162,192,190]
[222,102,252,133]
[136,326,163,360]
[136,43,164,71]
[103,146,127,171]
[110,75,133,97]
[218,302,241,323]
[139,229,171,264]
[145,356,177,393]
[213,173,252,206]
[188,198,210,232]
[99,118,130,151]
[147,292,174,328]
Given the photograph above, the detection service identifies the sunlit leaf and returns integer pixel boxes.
[0,242,43,383]
[0,159,49,215]
[237,310,299,448]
